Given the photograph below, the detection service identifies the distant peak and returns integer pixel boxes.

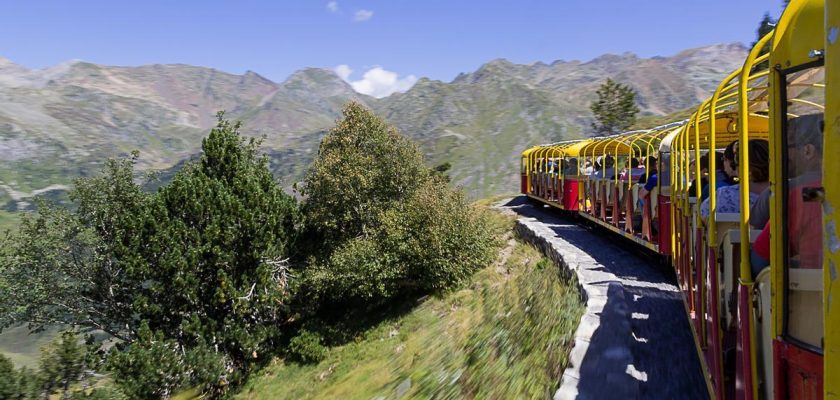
[242,70,274,84]
[486,58,513,66]
[287,67,342,81]
[279,67,356,95]
[586,52,639,65]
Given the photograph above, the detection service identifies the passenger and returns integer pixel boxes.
[785,114,824,268]
[591,158,603,178]
[637,156,658,204]
[750,220,771,277]
[637,156,657,186]
[699,139,770,219]
[637,156,659,234]
[687,153,709,198]
[749,186,771,229]
[565,158,579,175]
[703,151,729,202]
[602,155,616,180]
[688,152,727,201]
[621,158,645,181]
[583,160,594,176]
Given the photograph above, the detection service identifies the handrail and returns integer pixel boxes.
[738,30,774,400]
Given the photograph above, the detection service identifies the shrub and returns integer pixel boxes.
[288,330,328,364]
[301,104,499,309]
[1,113,300,397]
[378,178,498,293]
[108,322,228,399]
[0,354,20,399]
[302,102,429,250]
[125,114,300,370]
[70,386,128,400]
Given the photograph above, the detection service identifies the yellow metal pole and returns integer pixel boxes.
[738,31,773,400]
[709,68,742,251]
[672,128,680,268]
[824,2,840,398]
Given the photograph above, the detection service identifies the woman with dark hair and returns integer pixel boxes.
[700,139,770,219]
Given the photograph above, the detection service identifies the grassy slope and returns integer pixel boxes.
[0,325,61,368]
[236,211,584,400]
[631,105,697,130]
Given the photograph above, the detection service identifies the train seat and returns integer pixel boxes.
[632,184,640,213]
[787,268,823,348]
[755,267,773,400]
[650,187,659,216]
[721,227,761,328]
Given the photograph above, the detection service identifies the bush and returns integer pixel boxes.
[121,114,300,373]
[288,330,328,364]
[1,113,301,394]
[302,102,429,250]
[0,354,20,399]
[70,386,128,400]
[378,178,498,293]
[108,322,228,399]
[301,104,499,309]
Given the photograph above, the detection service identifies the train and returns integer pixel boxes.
[519,1,838,398]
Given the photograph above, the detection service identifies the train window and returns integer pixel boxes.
[781,65,824,349]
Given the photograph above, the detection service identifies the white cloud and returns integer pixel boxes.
[334,64,352,81]
[334,65,417,98]
[353,9,374,22]
[326,1,338,13]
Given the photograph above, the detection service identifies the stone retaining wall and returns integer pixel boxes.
[515,217,639,399]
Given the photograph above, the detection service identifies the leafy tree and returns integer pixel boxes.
[589,78,639,136]
[36,331,92,398]
[0,353,21,399]
[301,104,498,309]
[0,156,147,340]
[118,113,300,371]
[432,162,452,182]
[302,102,429,251]
[107,322,225,399]
[376,177,497,293]
[1,113,301,394]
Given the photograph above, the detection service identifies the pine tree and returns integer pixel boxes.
[119,112,301,372]
[0,354,20,399]
[1,113,301,391]
[589,78,639,136]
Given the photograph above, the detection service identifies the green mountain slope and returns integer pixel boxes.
[0,43,746,215]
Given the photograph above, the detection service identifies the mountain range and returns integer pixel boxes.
[0,42,748,225]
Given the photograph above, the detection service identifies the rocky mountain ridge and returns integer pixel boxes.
[0,42,747,222]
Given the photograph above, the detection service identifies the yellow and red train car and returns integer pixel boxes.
[521,0,837,398]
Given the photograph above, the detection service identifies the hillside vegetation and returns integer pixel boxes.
[0,104,506,399]
[237,232,584,400]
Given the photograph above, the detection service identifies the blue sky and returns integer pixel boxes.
[0,1,783,97]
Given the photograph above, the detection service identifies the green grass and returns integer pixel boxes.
[0,325,62,368]
[0,210,21,233]
[236,226,584,399]
[631,106,697,130]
